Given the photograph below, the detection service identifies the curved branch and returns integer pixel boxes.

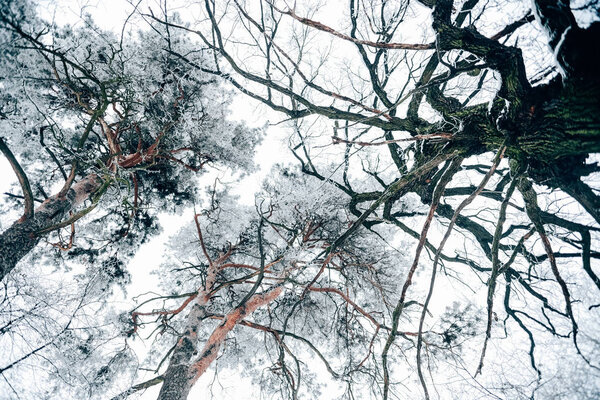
[0,137,34,222]
[381,156,463,400]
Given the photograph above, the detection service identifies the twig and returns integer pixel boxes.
[476,176,518,375]
[332,132,453,147]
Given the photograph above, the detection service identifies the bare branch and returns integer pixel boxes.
[0,137,34,221]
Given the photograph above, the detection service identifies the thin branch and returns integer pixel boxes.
[269,2,435,50]
[0,137,34,221]
[332,132,453,147]
[382,156,463,400]
[109,376,165,400]
[476,175,518,375]
[416,146,506,399]
[518,176,597,369]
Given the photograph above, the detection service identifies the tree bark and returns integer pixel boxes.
[0,174,101,280]
[157,287,282,400]
[519,80,600,160]
[156,303,207,400]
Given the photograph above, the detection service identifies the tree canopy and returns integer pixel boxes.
[1,0,599,399]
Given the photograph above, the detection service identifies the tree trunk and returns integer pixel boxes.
[157,303,207,400]
[0,174,101,280]
[157,287,282,400]
[518,79,600,160]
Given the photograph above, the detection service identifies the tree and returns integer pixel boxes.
[0,2,260,398]
[112,175,403,400]
[0,0,260,279]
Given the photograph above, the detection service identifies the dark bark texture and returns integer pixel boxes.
[156,303,207,400]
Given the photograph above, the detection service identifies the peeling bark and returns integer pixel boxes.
[156,303,208,400]
[0,174,101,280]
[156,287,282,400]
